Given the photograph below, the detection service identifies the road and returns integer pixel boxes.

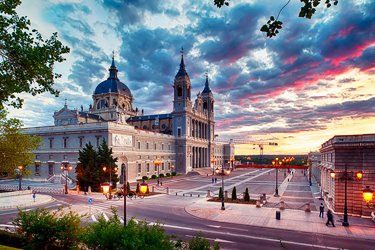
[1,193,374,249]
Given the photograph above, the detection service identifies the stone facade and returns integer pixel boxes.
[320,134,375,217]
[24,53,232,183]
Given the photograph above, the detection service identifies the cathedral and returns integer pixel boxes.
[24,52,234,183]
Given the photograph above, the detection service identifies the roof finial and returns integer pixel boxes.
[109,51,118,79]
[64,98,68,108]
[179,47,185,69]
[180,47,184,56]
[111,50,115,67]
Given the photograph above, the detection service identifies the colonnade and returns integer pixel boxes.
[192,146,209,168]
[191,119,210,139]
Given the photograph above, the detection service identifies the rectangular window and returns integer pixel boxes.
[63,137,68,148]
[177,127,181,137]
[168,144,171,150]
[161,163,165,171]
[79,137,84,148]
[48,163,54,176]
[162,144,164,150]
[146,163,150,173]
[146,142,149,149]
[35,163,40,176]
[138,164,142,173]
[154,143,157,150]
[138,141,141,149]
[49,138,53,148]
[154,164,157,172]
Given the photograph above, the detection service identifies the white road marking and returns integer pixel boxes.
[185,234,234,244]
[207,224,221,228]
[0,224,17,228]
[91,215,97,222]
[152,223,343,249]
[102,212,109,221]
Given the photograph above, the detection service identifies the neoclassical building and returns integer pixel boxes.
[24,53,233,183]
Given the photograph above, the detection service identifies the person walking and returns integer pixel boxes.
[326,209,335,227]
[319,203,324,218]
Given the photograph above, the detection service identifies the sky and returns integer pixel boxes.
[8,0,375,155]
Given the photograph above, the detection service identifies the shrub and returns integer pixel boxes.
[232,186,237,200]
[126,181,131,193]
[13,208,83,249]
[166,173,171,177]
[136,183,140,193]
[218,187,223,199]
[187,232,220,250]
[159,173,165,178]
[172,171,177,176]
[142,176,149,180]
[0,229,27,248]
[244,188,250,202]
[151,174,157,179]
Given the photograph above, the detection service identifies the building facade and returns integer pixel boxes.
[320,134,375,217]
[24,53,232,183]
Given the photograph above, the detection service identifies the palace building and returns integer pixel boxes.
[24,53,234,185]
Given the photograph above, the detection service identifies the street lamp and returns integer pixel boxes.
[153,157,163,185]
[362,186,374,208]
[330,165,363,227]
[211,158,216,175]
[215,165,231,210]
[17,166,23,190]
[60,164,73,194]
[102,165,115,199]
[272,157,282,197]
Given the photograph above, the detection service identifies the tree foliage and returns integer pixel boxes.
[0,0,70,109]
[98,139,119,187]
[214,0,339,38]
[76,142,100,192]
[0,109,41,175]
[12,207,83,249]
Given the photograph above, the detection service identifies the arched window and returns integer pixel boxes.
[178,86,182,96]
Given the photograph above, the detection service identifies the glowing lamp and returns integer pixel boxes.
[140,183,148,194]
[102,166,107,172]
[356,171,363,180]
[330,171,335,178]
[362,186,374,204]
[215,167,220,174]
[102,183,110,194]
[225,168,231,175]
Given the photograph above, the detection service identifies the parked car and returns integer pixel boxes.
[371,211,375,223]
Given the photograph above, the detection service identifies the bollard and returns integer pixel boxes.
[256,200,261,208]
[305,203,311,212]
[176,192,178,196]
[183,193,185,196]
[190,193,192,197]
[152,186,155,192]
[198,194,200,198]
[207,190,211,198]
[280,200,285,210]
[166,187,169,194]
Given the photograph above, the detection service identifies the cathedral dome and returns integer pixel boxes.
[94,57,132,97]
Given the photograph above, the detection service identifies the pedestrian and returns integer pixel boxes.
[319,203,324,218]
[212,177,214,183]
[157,179,160,186]
[214,177,217,183]
[326,209,335,227]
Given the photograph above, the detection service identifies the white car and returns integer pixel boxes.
[371,211,375,223]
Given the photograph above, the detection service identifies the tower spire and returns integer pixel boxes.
[108,51,118,79]
[179,47,185,69]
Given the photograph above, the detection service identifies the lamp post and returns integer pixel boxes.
[215,165,231,210]
[362,186,374,208]
[103,165,115,199]
[60,164,73,194]
[153,157,163,185]
[17,166,23,190]
[331,165,363,227]
[123,165,127,226]
[272,157,282,197]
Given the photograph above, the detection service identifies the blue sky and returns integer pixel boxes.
[9,0,375,154]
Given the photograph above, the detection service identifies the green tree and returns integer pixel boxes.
[0,110,41,175]
[136,182,140,194]
[244,187,250,202]
[219,187,223,200]
[214,0,339,38]
[12,208,83,249]
[97,139,119,187]
[0,0,70,110]
[231,186,237,200]
[77,142,100,192]
[126,181,131,194]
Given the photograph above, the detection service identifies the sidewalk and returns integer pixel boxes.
[0,191,54,210]
[185,198,375,240]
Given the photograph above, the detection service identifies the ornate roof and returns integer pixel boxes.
[202,74,212,94]
[94,57,132,97]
